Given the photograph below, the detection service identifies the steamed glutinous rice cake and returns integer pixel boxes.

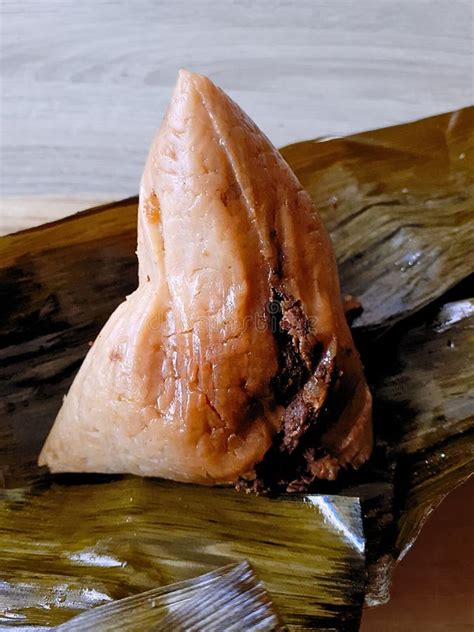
[39,71,372,492]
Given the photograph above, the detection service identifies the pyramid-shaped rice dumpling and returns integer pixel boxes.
[39,71,372,490]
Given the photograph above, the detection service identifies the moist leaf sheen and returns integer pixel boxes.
[0,481,364,629]
[55,562,281,632]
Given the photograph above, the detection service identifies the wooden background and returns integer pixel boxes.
[1,0,473,233]
[1,1,473,630]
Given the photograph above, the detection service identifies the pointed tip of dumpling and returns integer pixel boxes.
[176,68,211,85]
[173,68,214,100]
[160,69,219,134]
[141,69,228,197]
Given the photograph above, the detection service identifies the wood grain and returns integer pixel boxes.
[1,0,473,232]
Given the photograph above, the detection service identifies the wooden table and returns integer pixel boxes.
[1,1,473,629]
[1,0,473,232]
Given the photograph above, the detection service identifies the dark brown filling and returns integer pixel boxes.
[237,289,344,494]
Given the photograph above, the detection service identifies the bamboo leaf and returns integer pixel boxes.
[0,198,138,487]
[281,107,474,328]
[0,480,364,629]
[375,299,474,557]
[351,297,474,604]
[1,110,473,627]
[56,561,281,632]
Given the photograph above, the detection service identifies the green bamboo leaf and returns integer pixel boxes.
[375,299,474,557]
[56,561,281,631]
[352,298,474,604]
[281,107,474,328]
[0,480,364,629]
[0,198,139,487]
[1,109,473,627]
